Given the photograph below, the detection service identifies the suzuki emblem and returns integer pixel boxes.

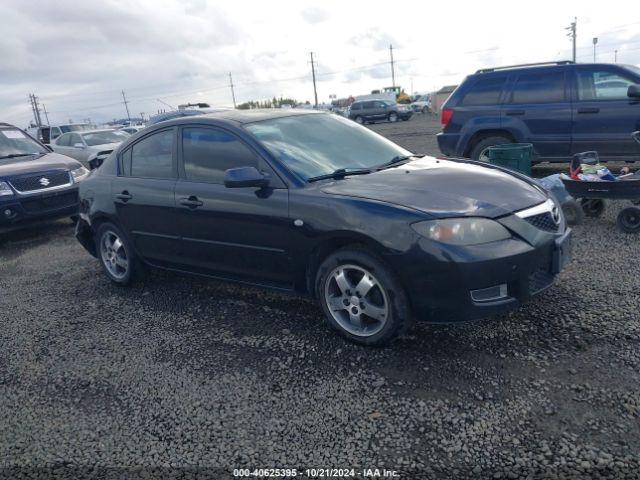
[39,177,50,186]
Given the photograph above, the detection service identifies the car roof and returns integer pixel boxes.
[77,129,119,135]
[153,108,324,128]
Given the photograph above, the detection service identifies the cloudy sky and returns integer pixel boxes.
[1,0,639,126]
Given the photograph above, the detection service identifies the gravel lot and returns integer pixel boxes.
[1,114,640,479]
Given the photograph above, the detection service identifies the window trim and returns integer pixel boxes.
[506,69,568,105]
[177,124,285,188]
[572,66,638,103]
[117,127,177,180]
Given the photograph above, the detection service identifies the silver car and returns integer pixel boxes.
[52,129,130,168]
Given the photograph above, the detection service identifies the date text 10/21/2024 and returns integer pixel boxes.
[233,468,400,478]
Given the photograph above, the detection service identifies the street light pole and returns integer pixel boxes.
[593,37,598,62]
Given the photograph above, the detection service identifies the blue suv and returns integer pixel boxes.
[437,61,640,162]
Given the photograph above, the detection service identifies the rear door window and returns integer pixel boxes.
[509,71,566,104]
[460,76,506,106]
[129,129,174,179]
[576,69,636,100]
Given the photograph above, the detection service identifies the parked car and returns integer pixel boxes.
[75,110,571,346]
[437,61,640,161]
[348,100,413,124]
[410,95,431,113]
[0,123,89,230]
[27,123,92,145]
[51,129,130,169]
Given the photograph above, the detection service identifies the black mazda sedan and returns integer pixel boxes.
[75,110,571,345]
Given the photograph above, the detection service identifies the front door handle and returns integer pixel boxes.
[577,107,600,114]
[115,191,132,202]
[179,196,203,209]
[505,110,525,116]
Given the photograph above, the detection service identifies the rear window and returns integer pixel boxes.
[510,71,566,104]
[460,76,506,106]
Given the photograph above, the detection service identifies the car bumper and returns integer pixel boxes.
[389,229,572,324]
[436,132,460,157]
[399,111,413,120]
[0,187,79,230]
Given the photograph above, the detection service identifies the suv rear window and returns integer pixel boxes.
[460,76,506,106]
[510,71,566,104]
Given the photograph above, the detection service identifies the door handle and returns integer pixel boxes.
[505,110,525,116]
[577,107,600,114]
[179,196,203,208]
[115,191,132,202]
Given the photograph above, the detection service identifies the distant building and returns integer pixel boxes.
[431,85,457,114]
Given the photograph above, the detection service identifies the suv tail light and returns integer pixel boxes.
[441,108,453,130]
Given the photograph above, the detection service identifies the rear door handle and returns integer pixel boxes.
[115,191,132,202]
[505,110,525,116]
[577,107,600,114]
[179,196,203,208]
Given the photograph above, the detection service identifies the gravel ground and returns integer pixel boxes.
[1,116,640,479]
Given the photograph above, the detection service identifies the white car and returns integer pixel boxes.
[410,95,431,113]
[51,129,130,168]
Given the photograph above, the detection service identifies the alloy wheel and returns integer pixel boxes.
[100,230,129,279]
[389,113,398,122]
[324,264,389,337]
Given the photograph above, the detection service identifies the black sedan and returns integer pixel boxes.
[75,110,571,346]
[1,123,89,231]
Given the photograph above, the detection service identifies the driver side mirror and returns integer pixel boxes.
[73,143,86,149]
[628,84,640,98]
[224,166,269,188]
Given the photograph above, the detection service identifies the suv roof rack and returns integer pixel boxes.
[476,61,574,74]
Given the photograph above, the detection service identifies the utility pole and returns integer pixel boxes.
[228,72,237,109]
[139,112,145,122]
[389,44,396,87]
[121,90,131,121]
[310,52,318,108]
[592,37,598,62]
[615,50,618,63]
[28,94,43,127]
[42,103,50,125]
[566,17,577,62]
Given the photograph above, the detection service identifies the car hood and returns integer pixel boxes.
[0,152,82,178]
[87,142,121,152]
[320,157,547,218]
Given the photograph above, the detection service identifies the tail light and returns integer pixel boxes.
[441,108,453,130]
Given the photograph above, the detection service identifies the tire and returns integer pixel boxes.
[617,207,640,234]
[95,222,138,285]
[580,198,605,218]
[388,112,399,123]
[561,200,584,226]
[469,136,512,161]
[315,246,412,346]
[421,106,429,114]
[354,116,364,124]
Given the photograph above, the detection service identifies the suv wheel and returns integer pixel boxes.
[470,136,512,161]
[315,246,412,346]
[388,112,398,123]
[354,116,364,124]
[96,222,137,285]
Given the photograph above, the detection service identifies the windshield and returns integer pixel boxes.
[0,128,47,159]
[60,124,91,133]
[82,130,130,146]
[245,114,411,180]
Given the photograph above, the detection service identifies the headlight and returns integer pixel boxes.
[71,166,90,183]
[0,181,14,197]
[411,218,511,246]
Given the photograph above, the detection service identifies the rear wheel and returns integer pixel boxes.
[315,247,412,346]
[354,116,364,124]
[580,198,606,218]
[469,135,513,161]
[96,222,137,285]
[388,112,399,123]
[617,207,640,233]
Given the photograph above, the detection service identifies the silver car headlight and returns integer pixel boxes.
[0,181,14,196]
[71,166,90,183]
[411,218,511,246]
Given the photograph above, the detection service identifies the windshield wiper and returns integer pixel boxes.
[376,154,425,171]
[307,168,372,183]
[0,153,41,159]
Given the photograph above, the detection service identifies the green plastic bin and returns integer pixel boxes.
[486,143,534,176]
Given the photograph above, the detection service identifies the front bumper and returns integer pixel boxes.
[390,228,571,324]
[0,186,79,230]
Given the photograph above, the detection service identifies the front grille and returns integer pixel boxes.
[528,266,554,294]
[9,170,71,193]
[21,191,78,214]
[524,212,559,233]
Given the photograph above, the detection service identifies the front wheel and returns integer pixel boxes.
[617,207,640,233]
[315,247,412,346]
[580,198,605,218]
[388,112,398,123]
[354,116,364,124]
[96,222,138,285]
